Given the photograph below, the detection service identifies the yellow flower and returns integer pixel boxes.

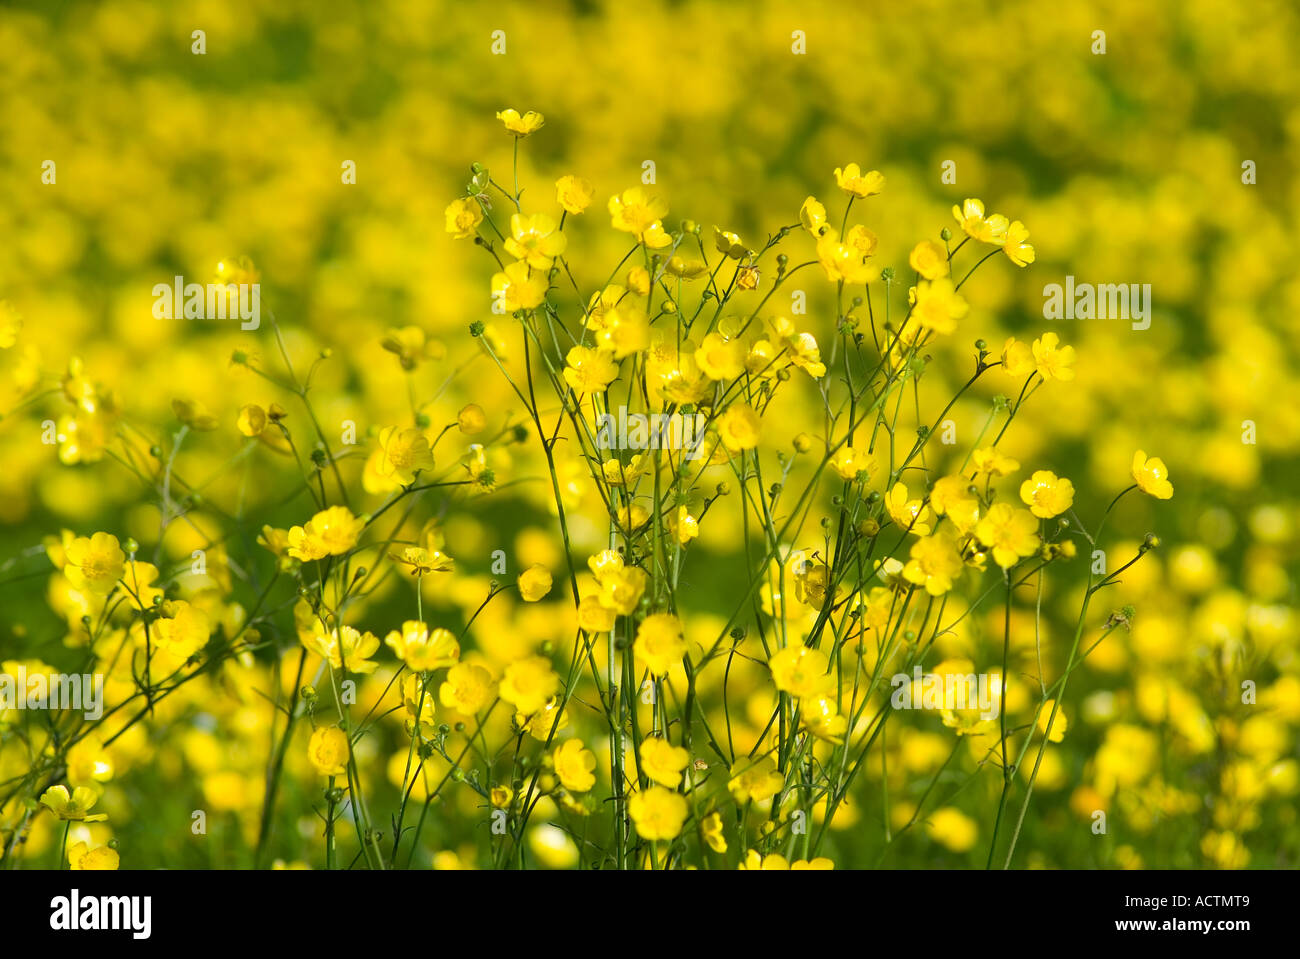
[911,277,969,335]
[713,226,751,259]
[505,213,567,269]
[400,673,436,725]
[626,266,651,295]
[40,785,108,821]
[384,621,460,672]
[499,656,561,715]
[799,196,828,236]
[1031,332,1076,381]
[555,174,594,214]
[439,662,498,714]
[577,595,617,633]
[802,694,848,744]
[595,309,650,358]
[885,482,933,536]
[608,187,672,248]
[833,163,885,198]
[701,811,728,853]
[306,623,381,675]
[381,325,430,370]
[492,260,549,311]
[975,503,1040,568]
[1002,220,1035,266]
[845,224,878,258]
[237,403,267,436]
[517,564,553,602]
[640,736,690,788]
[375,426,434,486]
[669,505,699,546]
[903,531,964,596]
[1037,700,1069,742]
[553,739,597,793]
[634,612,686,677]
[665,256,708,279]
[816,228,879,285]
[562,345,618,396]
[695,332,746,381]
[64,532,125,595]
[829,445,874,481]
[926,807,978,852]
[1020,470,1075,518]
[150,600,211,659]
[67,841,119,870]
[785,331,827,378]
[718,403,761,452]
[628,785,688,840]
[592,555,648,613]
[1000,337,1036,377]
[389,545,454,577]
[728,756,784,804]
[496,108,544,137]
[307,726,349,777]
[120,559,163,610]
[458,403,487,434]
[287,506,364,561]
[909,239,949,280]
[970,446,1020,478]
[951,198,1009,244]
[445,197,482,238]
[768,644,832,698]
[1131,450,1174,499]
[172,397,219,431]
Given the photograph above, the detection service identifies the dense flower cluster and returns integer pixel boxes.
[1,1,1296,871]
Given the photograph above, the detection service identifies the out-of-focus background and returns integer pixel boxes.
[1,0,1297,868]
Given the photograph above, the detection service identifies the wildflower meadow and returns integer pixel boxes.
[1,0,1296,883]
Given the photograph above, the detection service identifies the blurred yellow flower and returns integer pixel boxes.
[307,726,349,777]
[496,108,544,137]
[555,174,594,214]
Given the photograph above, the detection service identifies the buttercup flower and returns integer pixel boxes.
[505,213,567,269]
[634,612,686,677]
[909,239,949,279]
[40,785,108,822]
[1132,450,1174,499]
[976,503,1040,568]
[1032,332,1076,381]
[499,656,561,715]
[952,198,1009,244]
[517,564,553,601]
[833,163,885,197]
[439,662,498,714]
[608,188,672,248]
[307,726,349,777]
[384,621,460,672]
[496,108,544,136]
[63,532,125,595]
[1020,470,1075,518]
[445,197,482,238]
[553,739,597,792]
[627,785,688,840]
[555,174,594,214]
[639,736,690,788]
[287,506,364,561]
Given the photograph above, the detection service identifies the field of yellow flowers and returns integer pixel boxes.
[1,0,1297,872]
